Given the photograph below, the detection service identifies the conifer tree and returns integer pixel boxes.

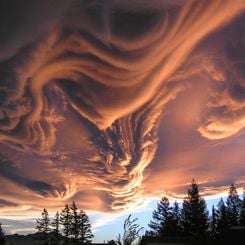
[169,201,182,236]
[216,198,229,235]
[226,184,241,226]
[181,179,209,238]
[79,210,94,244]
[239,188,245,225]
[60,205,72,242]
[210,205,218,239]
[148,197,172,236]
[0,223,6,245]
[51,211,60,245]
[36,208,51,233]
[70,201,81,242]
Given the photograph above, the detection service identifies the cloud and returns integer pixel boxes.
[198,83,245,140]
[0,157,58,197]
[0,199,18,208]
[0,0,244,230]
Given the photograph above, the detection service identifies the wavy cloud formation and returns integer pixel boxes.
[198,47,245,139]
[0,0,245,220]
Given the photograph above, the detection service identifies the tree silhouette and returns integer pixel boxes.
[60,205,72,243]
[169,201,182,236]
[226,184,241,226]
[36,208,51,233]
[181,179,209,238]
[51,211,60,245]
[70,201,81,243]
[239,188,245,225]
[210,205,218,239]
[148,197,172,236]
[216,198,229,235]
[79,209,94,244]
[108,240,117,245]
[0,223,6,245]
[122,214,143,245]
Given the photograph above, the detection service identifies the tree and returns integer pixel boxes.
[226,184,241,226]
[181,179,209,238]
[107,240,117,245]
[216,198,229,235]
[79,209,94,244]
[51,211,60,245]
[36,208,51,233]
[210,205,218,239]
[148,197,172,236]
[169,201,182,236]
[60,205,72,243]
[0,223,6,245]
[239,188,245,225]
[122,214,143,245]
[70,201,81,242]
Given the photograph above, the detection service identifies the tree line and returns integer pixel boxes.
[35,201,93,245]
[0,179,244,245]
[141,179,245,244]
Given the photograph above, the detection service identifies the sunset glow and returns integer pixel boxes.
[0,0,245,240]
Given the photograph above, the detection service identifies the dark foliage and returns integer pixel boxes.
[51,211,60,245]
[181,179,209,238]
[209,205,218,239]
[36,208,51,233]
[148,197,182,237]
[78,209,94,244]
[216,198,229,235]
[226,184,241,226]
[0,223,6,245]
[239,188,245,225]
[60,204,72,241]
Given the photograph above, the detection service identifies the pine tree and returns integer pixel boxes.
[148,197,172,236]
[239,188,245,225]
[0,223,6,245]
[216,198,229,235]
[51,211,60,245]
[79,210,94,244]
[170,201,182,236]
[210,205,218,239]
[181,179,209,238]
[60,205,72,242]
[36,208,51,233]
[226,183,241,226]
[70,201,81,242]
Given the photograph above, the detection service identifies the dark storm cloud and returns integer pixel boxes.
[0,0,244,223]
[0,156,57,197]
[0,0,76,61]
[0,199,17,207]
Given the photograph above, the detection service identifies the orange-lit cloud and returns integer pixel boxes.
[0,0,245,227]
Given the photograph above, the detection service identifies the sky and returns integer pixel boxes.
[0,0,245,241]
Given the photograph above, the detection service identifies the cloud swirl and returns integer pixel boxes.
[0,0,244,218]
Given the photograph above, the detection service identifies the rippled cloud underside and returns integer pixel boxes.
[0,0,245,219]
